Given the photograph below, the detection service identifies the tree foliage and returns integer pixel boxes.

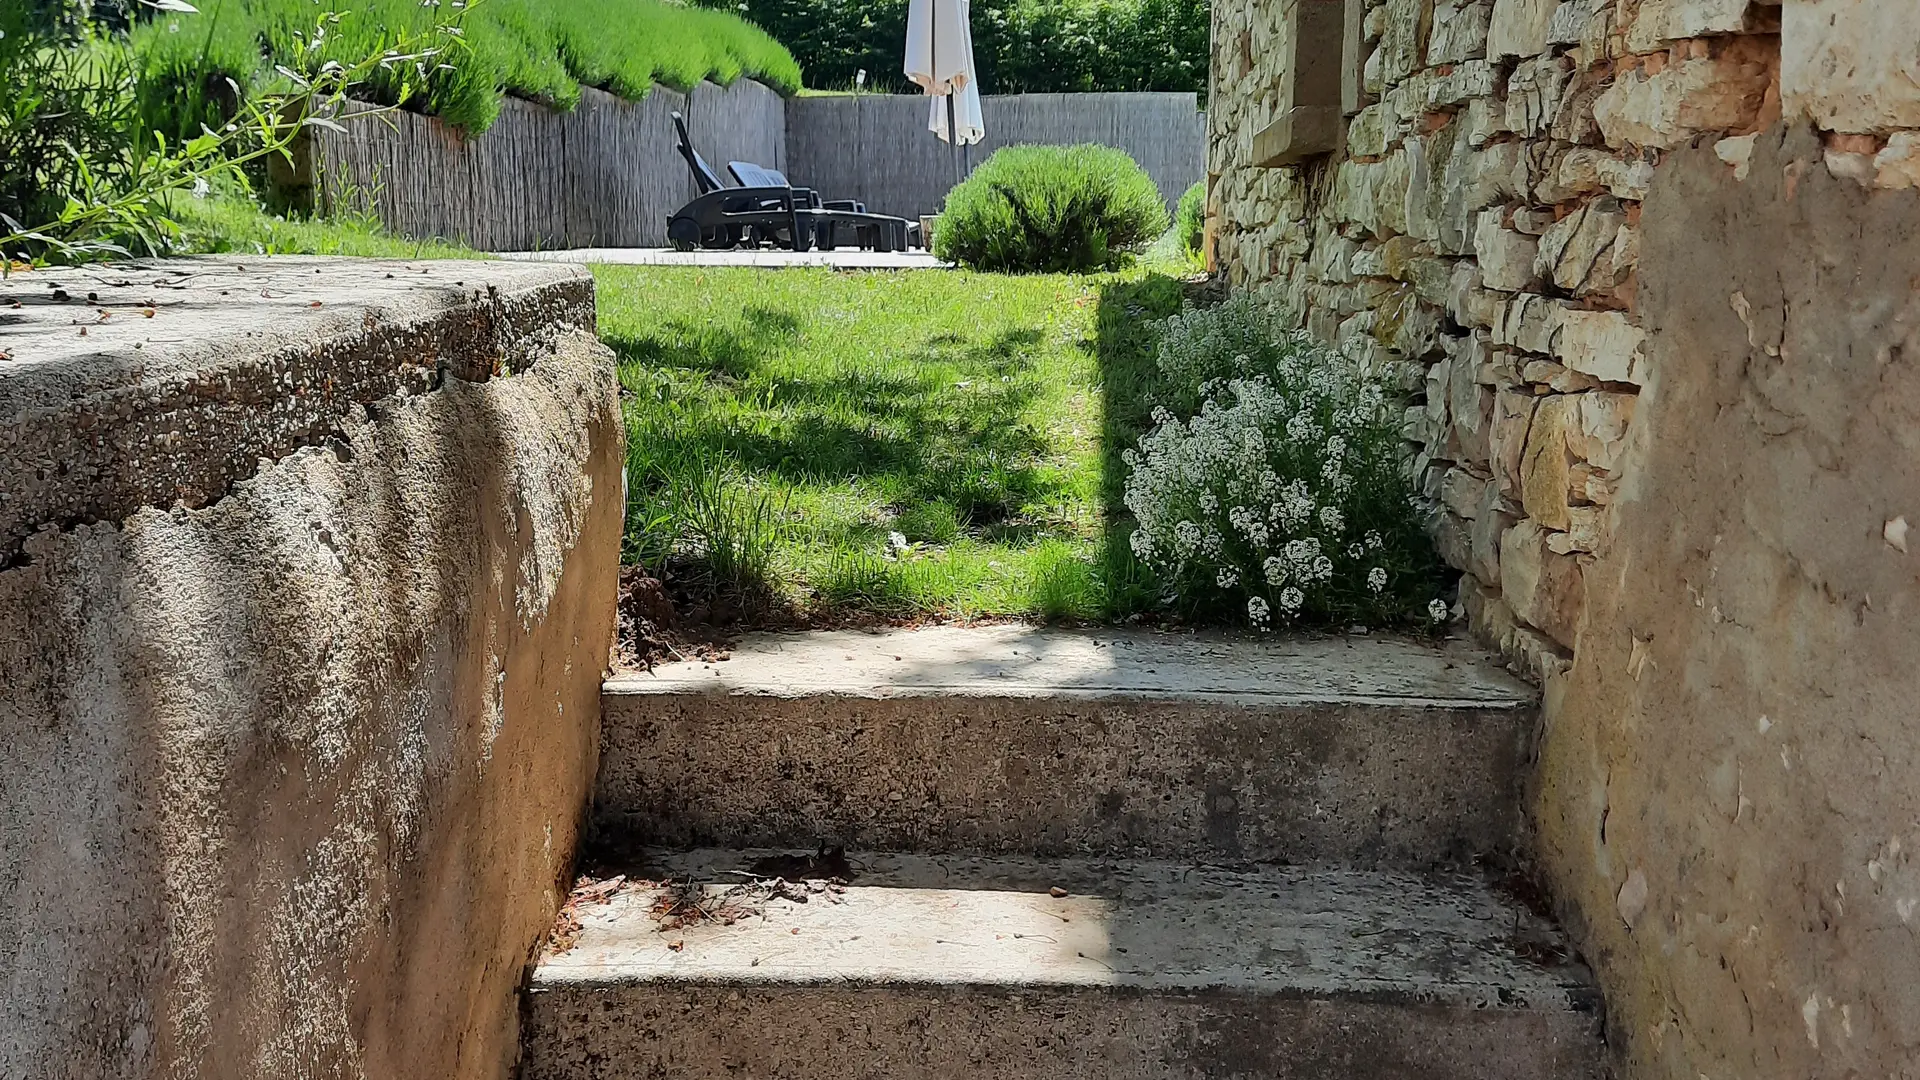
[696,0,1210,98]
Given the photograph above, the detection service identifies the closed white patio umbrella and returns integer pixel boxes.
[904,0,984,185]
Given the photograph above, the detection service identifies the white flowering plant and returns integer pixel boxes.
[1121,299,1444,629]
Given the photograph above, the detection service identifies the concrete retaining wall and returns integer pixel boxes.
[0,257,623,1079]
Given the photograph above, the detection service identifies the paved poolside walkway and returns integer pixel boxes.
[498,248,946,269]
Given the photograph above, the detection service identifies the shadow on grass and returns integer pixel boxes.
[1091,271,1190,617]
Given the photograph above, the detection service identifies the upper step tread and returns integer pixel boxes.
[534,849,1591,1012]
[605,626,1534,707]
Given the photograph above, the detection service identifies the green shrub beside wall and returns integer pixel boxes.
[933,144,1169,273]
[133,0,804,139]
[1175,180,1204,254]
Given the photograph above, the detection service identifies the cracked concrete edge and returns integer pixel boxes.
[0,257,593,563]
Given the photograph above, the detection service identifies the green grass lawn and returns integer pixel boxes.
[599,262,1193,624]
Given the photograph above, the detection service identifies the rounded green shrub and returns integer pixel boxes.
[933,144,1170,273]
[1175,180,1205,254]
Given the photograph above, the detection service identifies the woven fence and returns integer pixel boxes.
[315,81,785,250]
[310,84,1203,250]
[786,92,1205,223]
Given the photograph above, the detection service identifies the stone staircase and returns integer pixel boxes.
[519,626,1606,1079]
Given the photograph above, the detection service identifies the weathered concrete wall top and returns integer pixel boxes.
[0,257,595,564]
[0,258,622,1079]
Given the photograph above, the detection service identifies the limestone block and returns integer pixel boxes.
[1782,0,1920,133]
[1441,466,1492,519]
[1546,503,1604,553]
[1427,61,1500,108]
[1474,209,1542,292]
[1447,334,1497,463]
[1488,0,1557,60]
[1553,308,1646,383]
[1570,390,1636,471]
[1393,300,1447,359]
[1404,255,1458,306]
[1436,510,1478,575]
[1509,207,1556,235]
[1379,0,1436,82]
[1348,103,1396,157]
[1499,518,1584,647]
[1440,141,1528,254]
[1715,133,1758,180]
[1466,97,1510,147]
[1404,402,1441,447]
[1403,122,1459,243]
[1365,1,1391,42]
[1374,148,1415,236]
[1546,0,1604,44]
[1625,0,1759,52]
[1874,132,1920,190]
[1592,54,1772,149]
[1610,221,1639,282]
[1507,56,1575,137]
[1520,394,1577,530]
[1364,42,1387,96]
[1312,234,1363,283]
[1492,292,1573,354]
[1535,197,1632,295]
[1489,290,1566,353]
[1536,147,1657,202]
[1464,581,1573,681]
[1470,494,1517,584]
[1522,358,1602,392]
[1549,74,1616,147]
[1427,0,1493,63]
[1490,388,1537,497]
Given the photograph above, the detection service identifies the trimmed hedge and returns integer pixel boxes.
[933,144,1169,273]
[696,0,1208,98]
[132,0,804,139]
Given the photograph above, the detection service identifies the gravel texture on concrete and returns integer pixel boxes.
[523,849,1603,1080]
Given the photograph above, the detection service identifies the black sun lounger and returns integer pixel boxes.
[664,112,912,253]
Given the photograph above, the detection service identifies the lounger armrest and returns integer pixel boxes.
[822,199,863,212]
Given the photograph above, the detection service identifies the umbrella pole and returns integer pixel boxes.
[948,92,961,189]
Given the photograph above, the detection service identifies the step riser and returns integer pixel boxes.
[595,694,1531,866]
[521,985,1604,1080]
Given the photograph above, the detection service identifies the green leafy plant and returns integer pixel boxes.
[2,2,463,264]
[1175,179,1204,255]
[1121,296,1445,629]
[693,0,1208,99]
[934,144,1170,273]
[131,0,803,142]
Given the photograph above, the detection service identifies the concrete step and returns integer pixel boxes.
[596,626,1537,867]
[521,849,1604,1080]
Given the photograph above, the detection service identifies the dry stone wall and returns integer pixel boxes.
[1210,0,1916,680]
[1211,0,1920,1076]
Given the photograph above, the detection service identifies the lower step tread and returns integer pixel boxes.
[533,849,1592,1010]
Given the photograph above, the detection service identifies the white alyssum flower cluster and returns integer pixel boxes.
[1122,300,1447,629]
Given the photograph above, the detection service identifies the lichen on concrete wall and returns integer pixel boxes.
[0,259,623,1080]
[1207,0,1920,1073]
